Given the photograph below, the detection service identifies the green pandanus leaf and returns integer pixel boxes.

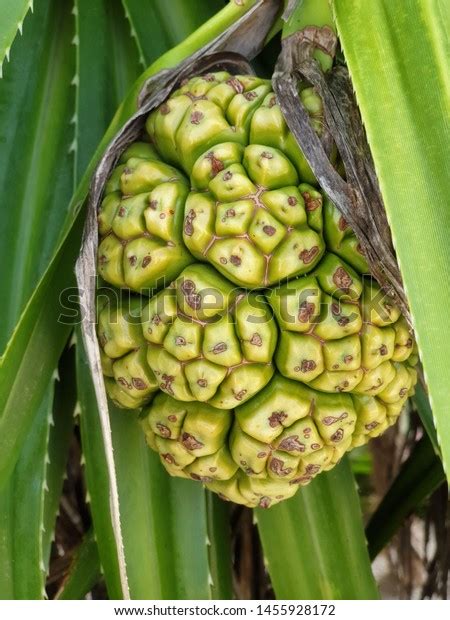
[74,0,143,182]
[206,492,233,600]
[0,388,54,599]
[256,459,379,600]
[0,0,33,77]
[0,0,75,349]
[0,345,75,599]
[77,338,230,599]
[55,529,102,600]
[332,0,450,476]
[122,0,225,67]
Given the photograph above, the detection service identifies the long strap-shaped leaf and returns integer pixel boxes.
[0,0,75,350]
[332,0,450,475]
[55,529,102,600]
[0,388,53,599]
[256,459,379,599]
[0,350,74,599]
[77,341,232,599]
[122,0,224,68]
[0,0,33,77]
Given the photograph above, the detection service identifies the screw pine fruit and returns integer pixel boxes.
[97,72,417,507]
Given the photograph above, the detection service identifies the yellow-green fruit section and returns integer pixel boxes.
[97,142,194,294]
[146,72,334,288]
[141,373,414,508]
[96,71,418,508]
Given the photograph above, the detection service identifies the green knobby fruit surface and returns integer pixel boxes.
[99,264,277,410]
[140,372,413,508]
[95,72,418,507]
[97,142,194,294]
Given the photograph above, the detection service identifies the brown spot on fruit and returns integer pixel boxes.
[132,378,147,390]
[365,421,379,431]
[197,378,208,388]
[278,435,305,452]
[128,255,137,266]
[294,359,317,373]
[338,216,348,231]
[379,344,388,356]
[331,304,349,326]
[257,451,267,459]
[261,151,273,159]
[209,467,217,473]
[344,354,353,364]
[98,254,108,266]
[244,91,257,101]
[259,497,271,509]
[117,377,131,389]
[230,255,241,266]
[161,453,175,464]
[159,103,170,115]
[250,333,263,346]
[223,171,233,181]
[311,443,321,450]
[263,225,276,236]
[175,336,186,346]
[290,475,312,485]
[160,374,175,395]
[186,293,201,310]
[331,428,344,442]
[322,412,348,425]
[181,432,204,451]
[268,410,287,428]
[156,423,171,438]
[184,209,196,236]
[288,196,298,206]
[333,267,353,291]
[335,380,349,392]
[168,415,177,422]
[399,387,408,397]
[226,77,244,93]
[270,457,293,477]
[298,301,315,323]
[211,342,227,354]
[233,388,248,401]
[205,151,224,177]
[219,257,227,264]
[190,110,204,125]
[149,199,158,210]
[305,464,321,475]
[299,246,319,264]
[302,192,322,212]
[268,95,277,108]
[142,255,151,268]
[118,207,125,217]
